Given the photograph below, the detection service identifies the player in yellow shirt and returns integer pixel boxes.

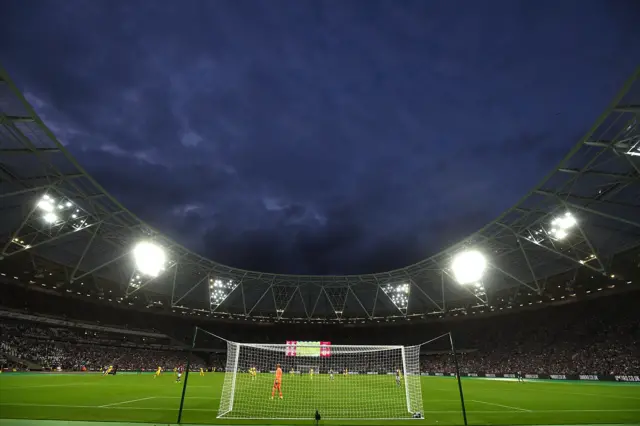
[103,365,113,376]
[289,368,295,376]
[200,368,205,376]
[343,368,348,377]
[154,366,162,379]
[249,366,257,380]
[309,368,314,380]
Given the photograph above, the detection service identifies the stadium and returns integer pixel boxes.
[1,60,640,426]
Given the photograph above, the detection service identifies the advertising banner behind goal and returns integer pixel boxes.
[285,341,332,357]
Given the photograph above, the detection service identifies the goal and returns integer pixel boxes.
[217,341,424,420]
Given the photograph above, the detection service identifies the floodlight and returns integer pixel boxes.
[209,278,238,306]
[551,229,568,240]
[37,197,55,212]
[382,283,410,311]
[129,274,143,289]
[43,212,59,224]
[133,241,166,277]
[451,250,486,285]
[549,212,576,240]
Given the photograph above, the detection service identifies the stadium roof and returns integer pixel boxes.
[1,67,639,320]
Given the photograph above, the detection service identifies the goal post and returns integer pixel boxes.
[216,341,424,420]
[217,339,240,417]
[177,328,466,424]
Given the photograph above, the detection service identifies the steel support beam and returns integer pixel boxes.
[73,251,129,282]
[275,286,300,319]
[409,280,444,312]
[536,193,640,230]
[495,223,540,293]
[348,286,373,319]
[247,279,275,316]
[70,222,102,281]
[172,274,207,307]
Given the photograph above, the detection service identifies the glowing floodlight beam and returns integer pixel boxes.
[451,250,487,285]
[35,194,87,229]
[209,278,238,308]
[132,241,166,278]
[549,212,577,240]
[37,195,59,224]
[37,197,55,212]
[42,212,59,224]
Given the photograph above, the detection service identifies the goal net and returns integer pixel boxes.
[217,341,424,420]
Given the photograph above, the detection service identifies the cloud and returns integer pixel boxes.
[2,0,639,274]
[98,144,161,166]
[180,131,203,148]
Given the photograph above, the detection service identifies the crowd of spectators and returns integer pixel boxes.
[1,289,638,375]
[420,292,639,375]
[0,320,205,371]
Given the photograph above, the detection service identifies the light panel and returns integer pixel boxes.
[451,250,487,285]
[129,274,143,289]
[34,194,90,230]
[209,277,238,309]
[382,282,410,312]
[549,212,577,240]
[132,241,166,277]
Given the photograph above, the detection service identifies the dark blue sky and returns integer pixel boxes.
[2,0,639,275]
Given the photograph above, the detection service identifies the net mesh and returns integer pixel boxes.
[217,342,424,419]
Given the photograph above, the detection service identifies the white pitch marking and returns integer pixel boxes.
[517,385,640,401]
[99,396,156,407]
[153,396,220,400]
[1,402,639,414]
[469,399,532,412]
[0,382,97,390]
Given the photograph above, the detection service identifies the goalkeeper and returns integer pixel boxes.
[271,364,283,399]
[396,368,402,387]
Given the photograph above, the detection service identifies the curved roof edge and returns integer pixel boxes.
[1,66,638,281]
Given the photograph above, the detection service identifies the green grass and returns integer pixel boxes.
[0,372,639,425]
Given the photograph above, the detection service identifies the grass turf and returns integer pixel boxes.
[0,372,639,425]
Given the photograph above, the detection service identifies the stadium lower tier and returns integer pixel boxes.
[0,372,639,425]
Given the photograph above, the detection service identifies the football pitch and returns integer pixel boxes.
[0,372,639,425]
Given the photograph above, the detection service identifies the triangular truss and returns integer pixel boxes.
[3,190,94,258]
[380,282,410,315]
[209,276,239,310]
[323,286,349,319]
[272,285,299,319]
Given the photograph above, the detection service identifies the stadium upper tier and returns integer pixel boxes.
[0,67,639,320]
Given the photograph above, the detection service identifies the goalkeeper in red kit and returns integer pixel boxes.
[271,363,283,399]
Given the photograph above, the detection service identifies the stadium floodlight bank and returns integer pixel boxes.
[188,328,450,421]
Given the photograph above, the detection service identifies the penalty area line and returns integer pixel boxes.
[468,399,532,412]
[99,397,156,407]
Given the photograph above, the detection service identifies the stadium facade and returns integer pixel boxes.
[0,66,639,324]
